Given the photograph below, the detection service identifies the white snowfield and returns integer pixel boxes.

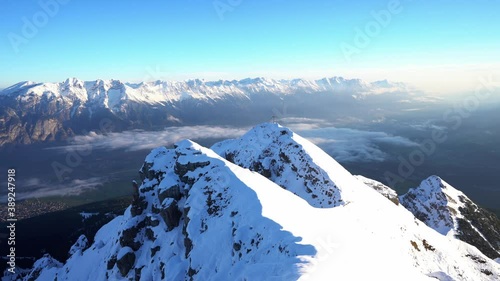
[9,123,499,281]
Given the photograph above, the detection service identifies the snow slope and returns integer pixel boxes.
[400,176,500,259]
[355,175,400,205]
[6,124,499,281]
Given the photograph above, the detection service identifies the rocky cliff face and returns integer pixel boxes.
[0,106,73,146]
[400,175,500,260]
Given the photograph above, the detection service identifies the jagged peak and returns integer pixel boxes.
[400,175,500,259]
[411,175,467,203]
[63,77,83,85]
[212,123,376,208]
[399,175,470,236]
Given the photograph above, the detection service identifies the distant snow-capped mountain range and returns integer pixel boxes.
[7,123,499,280]
[0,77,421,146]
[1,77,410,107]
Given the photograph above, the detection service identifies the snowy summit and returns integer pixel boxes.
[7,123,500,281]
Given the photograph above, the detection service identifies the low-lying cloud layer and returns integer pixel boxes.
[52,122,417,163]
[24,122,418,200]
[57,126,250,152]
[298,127,418,162]
[0,177,104,201]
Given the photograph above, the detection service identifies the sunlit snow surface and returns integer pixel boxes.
[12,123,500,281]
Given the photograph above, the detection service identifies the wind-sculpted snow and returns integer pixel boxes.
[9,124,500,281]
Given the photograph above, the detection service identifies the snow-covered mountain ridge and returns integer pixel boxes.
[0,77,419,146]
[4,123,499,280]
[1,77,410,106]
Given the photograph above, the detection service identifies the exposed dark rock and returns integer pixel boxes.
[182,207,193,258]
[107,255,117,270]
[187,267,198,279]
[150,246,161,258]
[134,266,144,281]
[120,220,146,251]
[184,236,193,259]
[457,218,500,259]
[145,216,160,227]
[252,161,272,179]
[175,160,210,184]
[130,195,147,217]
[160,200,182,231]
[422,239,435,251]
[131,181,149,217]
[145,228,156,241]
[116,251,136,277]
[160,262,166,279]
[159,184,182,202]
[410,240,420,251]
[401,176,500,260]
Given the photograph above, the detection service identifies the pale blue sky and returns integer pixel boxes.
[1,0,499,93]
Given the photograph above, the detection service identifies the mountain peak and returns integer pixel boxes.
[0,80,39,96]
[63,77,83,85]
[401,176,500,259]
[421,175,459,195]
[213,122,384,208]
[12,125,500,280]
[400,176,467,236]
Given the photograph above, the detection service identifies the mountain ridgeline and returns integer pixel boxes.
[6,123,499,281]
[0,77,420,146]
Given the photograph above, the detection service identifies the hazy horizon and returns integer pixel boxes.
[1,0,499,94]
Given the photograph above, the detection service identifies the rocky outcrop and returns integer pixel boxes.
[400,176,500,260]
[455,198,500,259]
[24,254,62,281]
[355,175,399,205]
[68,235,89,256]
[116,248,136,277]
[212,124,345,208]
[160,199,182,231]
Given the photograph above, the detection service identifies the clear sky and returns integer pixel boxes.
[1,0,499,94]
